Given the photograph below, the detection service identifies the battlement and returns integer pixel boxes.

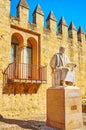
[10,0,86,44]
[0,0,86,117]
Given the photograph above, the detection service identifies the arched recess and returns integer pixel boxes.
[11,32,24,63]
[27,37,40,80]
[27,37,39,66]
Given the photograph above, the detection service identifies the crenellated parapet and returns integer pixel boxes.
[17,0,29,27]
[1,0,86,116]
[46,11,57,34]
[58,17,68,39]
[77,26,85,43]
[68,22,77,43]
[33,4,44,30]
[11,0,86,43]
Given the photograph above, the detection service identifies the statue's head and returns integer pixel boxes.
[59,45,65,54]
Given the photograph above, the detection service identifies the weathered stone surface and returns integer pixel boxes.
[0,0,86,117]
[46,86,83,130]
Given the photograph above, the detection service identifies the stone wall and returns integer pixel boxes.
[0,0,86,117]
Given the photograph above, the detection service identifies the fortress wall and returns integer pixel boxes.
[0,0,86,117]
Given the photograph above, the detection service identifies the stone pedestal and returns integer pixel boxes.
[46,86,83,130]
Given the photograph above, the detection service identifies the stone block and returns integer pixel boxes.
[46,86,83,130]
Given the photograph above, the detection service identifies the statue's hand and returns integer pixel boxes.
[66,63,77,68]
[73,64,77,68]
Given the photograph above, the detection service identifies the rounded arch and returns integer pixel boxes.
[10,33,24,63]
[27,37,37,46]
[27,37,38,65]
[11,32,24,47]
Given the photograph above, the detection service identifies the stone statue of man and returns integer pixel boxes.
[50,45,76,87]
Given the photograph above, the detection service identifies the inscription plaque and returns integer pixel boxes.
[71,105,77,110]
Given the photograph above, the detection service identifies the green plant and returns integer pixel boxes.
[82,98,86,105]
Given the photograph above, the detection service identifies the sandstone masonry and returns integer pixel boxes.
[0,0,86,117]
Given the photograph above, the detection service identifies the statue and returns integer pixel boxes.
[50,45,76,87]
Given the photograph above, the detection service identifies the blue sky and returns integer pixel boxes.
[10,0,86,33]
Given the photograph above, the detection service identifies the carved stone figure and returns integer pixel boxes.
[50,45,76,87]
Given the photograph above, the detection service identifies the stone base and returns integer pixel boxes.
[46,86,83,130]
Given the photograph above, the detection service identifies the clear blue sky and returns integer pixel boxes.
[10,0,86,33]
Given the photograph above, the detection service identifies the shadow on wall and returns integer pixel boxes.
[3,82,41,95]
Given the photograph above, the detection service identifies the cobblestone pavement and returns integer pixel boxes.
[0,113,85,130]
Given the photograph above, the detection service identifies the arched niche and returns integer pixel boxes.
[11,33,24,63]
[27,37,40,80]
[27,37,39,66]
